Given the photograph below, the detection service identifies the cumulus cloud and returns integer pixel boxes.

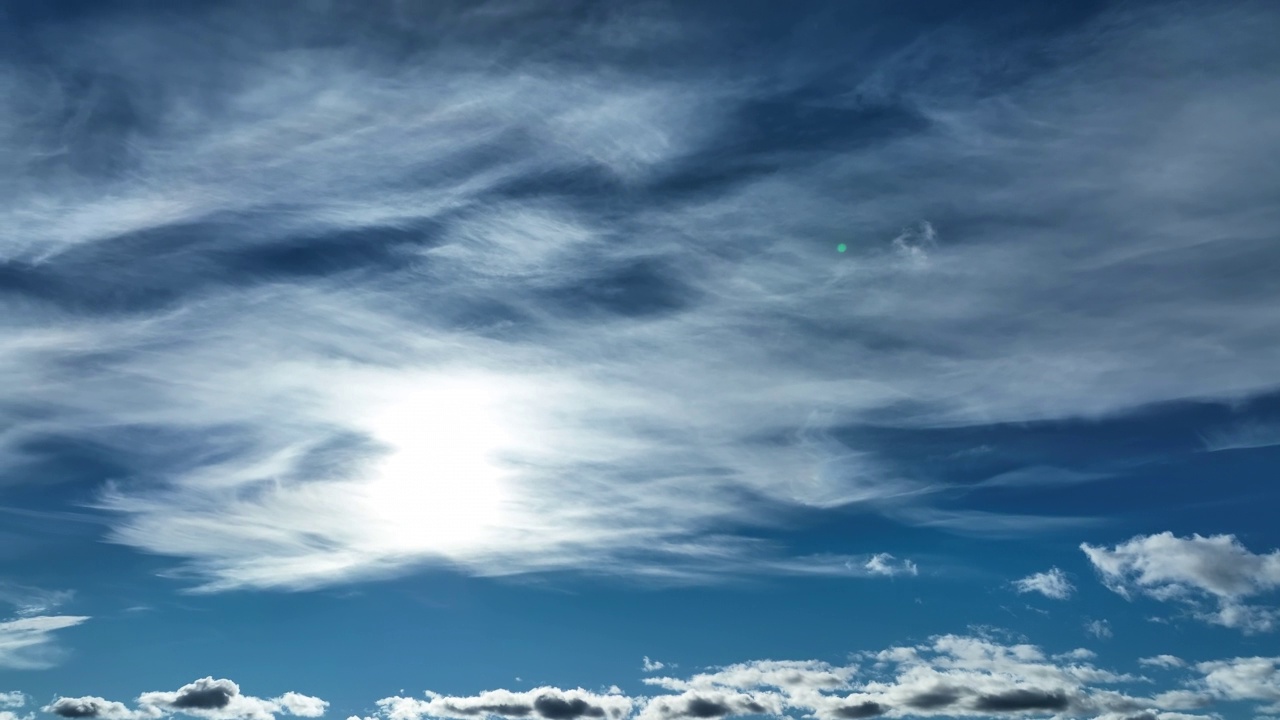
[1194,657,1280,712]
[1013,568,1075,600]
[372,635,1273,720]
[379,688,632,720]
[1082,532,1280,632]
[0,615,89,670]
[0,696,24,710]
[47,679,326,720]
[44,699,162,720]
[3,0,1280,591]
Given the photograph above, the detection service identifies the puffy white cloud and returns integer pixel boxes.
[1013,568,1075,600]
[375,635,1213,720]
[1082,532,1280,632]
[379,688,633,720]
[0,695,25,710]
[1194,656,1280,712]
[643,659,857,699]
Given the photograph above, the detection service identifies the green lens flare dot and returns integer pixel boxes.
[836,243,847,253]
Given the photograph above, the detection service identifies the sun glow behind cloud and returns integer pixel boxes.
[354,374,517,556]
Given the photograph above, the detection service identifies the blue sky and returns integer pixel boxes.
[2,1,1280,719]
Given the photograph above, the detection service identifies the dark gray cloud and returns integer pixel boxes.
[679,700,727,719]
[829,702,884,719]
[971,689,1070,712]
[42,698,154,720]
[532,697,605,720]
[164,680,236,710]
[900,689,961,710]
[47,700,107,718]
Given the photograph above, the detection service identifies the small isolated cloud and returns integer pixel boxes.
[1014,568,1076,600]
[0,615,90,670]
[1085,620,1113,639]
[643,658,666,673]
[1082,532,1280,633]
[48,679,326,720]
[861,554,918,578]
[1140,656,1187,669]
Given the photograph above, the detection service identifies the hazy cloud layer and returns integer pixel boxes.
[3,0,1280,591]
[1083,532,1280,633]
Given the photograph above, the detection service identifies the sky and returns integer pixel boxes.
[2,0,1280,719]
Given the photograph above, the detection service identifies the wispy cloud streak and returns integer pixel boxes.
[2,1,1279,590]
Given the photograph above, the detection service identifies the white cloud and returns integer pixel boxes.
[375,635,1238,720]
[642,657,666,672]
[379,688,632,720]
[0,695,24,710]
[1082,532,1280,633]
[0,615,89,670]
[1013,568,1075,600]
[1194,657,1280,713]
[2,1,1279,592]
[47,680,326,720]
[861,554,919,578]
[1086,620,1113,639]
[1141,656,1187,669]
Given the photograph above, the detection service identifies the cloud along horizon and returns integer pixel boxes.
[42,634,1280,720]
